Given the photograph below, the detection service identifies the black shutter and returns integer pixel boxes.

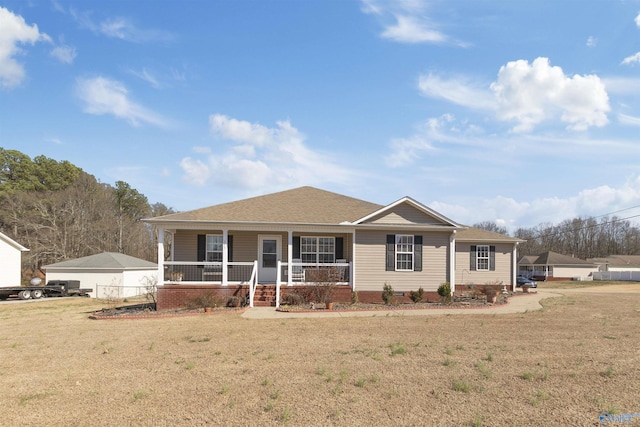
[293,236,300,259]
[227,235,233,262]
[470,245,477,271]
[197,234,206,265]
[489,245,495,271]
[335,237,344,260]
[414,235,422,271]
[386,235,395,271]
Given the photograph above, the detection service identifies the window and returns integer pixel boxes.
[395,235,414,271]
[206,235,223,262]
[386,234,423,272]
[469,245,495,271]
[300,237,335,263]
[476,245,489,271]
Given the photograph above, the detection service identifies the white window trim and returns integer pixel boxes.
[476,244,490,271]
[206,234,223,262]
[300,236,335,264]
[395,234,414,271]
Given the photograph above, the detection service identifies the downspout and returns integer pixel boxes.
[351,229,356,291]
[512,242,519,292]
[287,231,292,287]
[449,230,456,296]
[157,226,165,285]
[222,229,228,286]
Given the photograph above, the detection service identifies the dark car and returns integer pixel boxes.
[516,276,537,288]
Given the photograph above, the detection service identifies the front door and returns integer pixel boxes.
[258,235,281,283]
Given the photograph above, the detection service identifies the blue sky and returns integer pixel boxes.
[1,0,639,231]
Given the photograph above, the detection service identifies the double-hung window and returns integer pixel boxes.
[300,237,335,264]
[395,235,414,271]
[206,235,223,262]
[386,234,423,272]
[470,245,495,271]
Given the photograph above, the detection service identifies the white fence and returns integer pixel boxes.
[592,271,640,282]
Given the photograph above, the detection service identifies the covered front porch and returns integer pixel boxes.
[155,226,354,308]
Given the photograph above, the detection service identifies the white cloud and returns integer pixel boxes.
[68,7,172,43]
[0,7,51,88]
[128,67,160,88]
[75,76,168,127]
[636,12,640,27]
[50,44,76,64]
[361,0,452,45]
[621,52,640,65]
[618,113,640,127]
[586,36,597,47]
[209,114,274,146]
[490,57,610,132]
[381,15,447,44]
[418,73,495,110]
[179,115,355,191]
[432,176,640,231]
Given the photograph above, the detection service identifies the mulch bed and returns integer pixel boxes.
[88,303,248,320]
[277,294,512,312]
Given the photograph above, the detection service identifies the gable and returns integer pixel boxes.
[362,202,448,226]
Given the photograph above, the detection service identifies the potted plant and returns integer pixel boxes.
[325,297,334,310]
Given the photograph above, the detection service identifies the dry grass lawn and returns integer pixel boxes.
[1,282,639,426]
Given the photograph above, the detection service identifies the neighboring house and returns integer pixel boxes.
[588,255,640,272]
[518,251,598,281]
[43,252,158,299]
[0,232,29,287]
[144,187,523,309]
[588,255,640,281]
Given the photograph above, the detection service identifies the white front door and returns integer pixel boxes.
[258,235,281,283]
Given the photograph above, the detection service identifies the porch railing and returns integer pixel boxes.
[248,260,258,308]
[275,260,352,308]
[163,261,255,284]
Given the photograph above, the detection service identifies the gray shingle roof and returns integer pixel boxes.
[146,186,384,225]
[43,252,157,270]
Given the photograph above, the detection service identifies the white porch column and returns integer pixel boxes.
[512,242,519,292]
[287,231,293,286]
[351,230,356,291]
[449,230,456,296]
[222,229,228,286]
[157,226,165,285]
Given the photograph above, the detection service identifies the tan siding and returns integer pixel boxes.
[355,230,449,293]
[366,203,444,225]
[174,230,352,263]
[455,243,513,286]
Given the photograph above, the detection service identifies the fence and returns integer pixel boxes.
[592,271,640,282]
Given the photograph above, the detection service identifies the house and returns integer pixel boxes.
[588,255,640,272]
[43,252,158,299]
[588,255,640,281]
[518,251,598,281]
[0,231,29,287]
[143,187,524,309]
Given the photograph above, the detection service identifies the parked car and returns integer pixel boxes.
[516,276,537,288]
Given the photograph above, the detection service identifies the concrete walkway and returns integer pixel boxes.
[241,290,562,319]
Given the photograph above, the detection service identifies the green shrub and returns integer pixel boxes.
[438,282,451,303]
[409,287,424,303]
[382,282,396,305]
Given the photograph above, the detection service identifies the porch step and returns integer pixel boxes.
[253,285,277,307]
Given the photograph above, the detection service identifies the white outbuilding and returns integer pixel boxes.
[0,232,29,287]
[43,252,157,299]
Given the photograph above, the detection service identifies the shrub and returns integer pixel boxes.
[284,293,305,306]
[438,282,451,303]
[409,287,424,303]
[351,290,359,304]
[307,266,339,303]
[382,282,396,305]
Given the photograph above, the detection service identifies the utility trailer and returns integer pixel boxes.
[0,280,92,300]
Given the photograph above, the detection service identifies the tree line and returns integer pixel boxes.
[2,148,638,280]
[474,214,640,260]
[0,148,174,279]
